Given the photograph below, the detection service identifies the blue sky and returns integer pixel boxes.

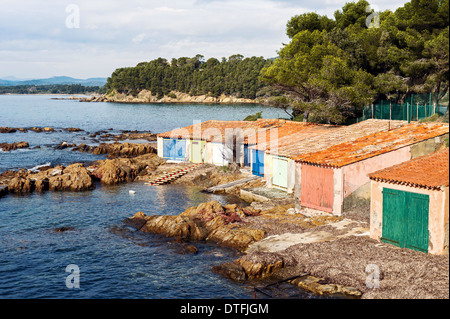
[0,0,409,79]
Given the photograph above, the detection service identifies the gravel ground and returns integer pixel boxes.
[169,168,449,299]
[241,206,449,299]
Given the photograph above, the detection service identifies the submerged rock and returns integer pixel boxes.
[173,242,199,255]
[0,127,19,133]
[0,186,8,198]
[0,141,29,152]
[29,127,55,133]
[212,262,247,282]
[73,142,156,158]
[53,227,75,233]
[55,142,76,150]
[64,127,83,132]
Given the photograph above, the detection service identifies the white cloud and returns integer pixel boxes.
[132,33,147,43]
[0,0,410,79]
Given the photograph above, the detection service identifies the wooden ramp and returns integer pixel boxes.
[145,164,202,186]
[203,175,261,193]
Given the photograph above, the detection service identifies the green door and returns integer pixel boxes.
[273,156,288,189]
[382,188,429,253]
[381,189,404,248]
[405,192,429,253]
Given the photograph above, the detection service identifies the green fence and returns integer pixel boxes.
[356,93,448,123]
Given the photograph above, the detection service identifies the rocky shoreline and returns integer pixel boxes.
[124,200,365,298]
[74,90,259,104]
[123,197,449,299]
[1,129,448,299]
[0,142,164,193]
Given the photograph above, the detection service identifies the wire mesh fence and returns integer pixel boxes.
[355,93,449,123]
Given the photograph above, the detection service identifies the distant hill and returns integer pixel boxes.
[0,76,107,87]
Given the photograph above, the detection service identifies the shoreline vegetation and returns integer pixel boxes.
[0,84,106,95]
[1,126,448,299]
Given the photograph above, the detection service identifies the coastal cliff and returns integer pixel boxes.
[80,89,258,104]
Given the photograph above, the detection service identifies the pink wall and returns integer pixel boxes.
[370,181,449,255]
[342,146,412,198]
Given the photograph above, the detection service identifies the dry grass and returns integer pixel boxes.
[242,234,449,299]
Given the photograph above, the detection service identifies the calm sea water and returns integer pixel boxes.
[0,95,320,299]
[0,95,287,173]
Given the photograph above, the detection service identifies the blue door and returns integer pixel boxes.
[163,139,186,161]
[252,149,264,177]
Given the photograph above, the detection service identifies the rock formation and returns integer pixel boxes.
[124,201,264,251]
[7,163,94,193]
[78,90,258,104]
[0,141,29,152]
[73,142,156,158]
[90,153,165,185]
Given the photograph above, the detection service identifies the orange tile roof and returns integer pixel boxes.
[251,123,340,154]
[255,119,407,158]
[295,123,449,168]
[157,119,307,144]
[369,148,449,189]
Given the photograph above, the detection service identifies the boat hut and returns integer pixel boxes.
[249,122,340,191]
[293,122,449,216]
[260,119,407,194]
[369,148,449,255]
[156,119,284,166]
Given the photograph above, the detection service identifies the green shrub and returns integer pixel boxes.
[243,111,263,121]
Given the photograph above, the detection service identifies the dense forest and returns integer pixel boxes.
[261,0,449,123]
[105,0,448,124]
[0,84,106,95]
[105,55,272,99]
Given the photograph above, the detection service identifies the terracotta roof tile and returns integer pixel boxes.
[262,119,407,159]
[157,119,312,144]
[369,148,449,189]
[295,123,449,168]
[252,123,340,154]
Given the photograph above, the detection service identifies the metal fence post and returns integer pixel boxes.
[417,102,419,121]
[407,102,410,123]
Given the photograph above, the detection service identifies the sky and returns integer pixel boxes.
[0,0,410,80]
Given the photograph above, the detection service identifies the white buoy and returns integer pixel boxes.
[129,190,136,194]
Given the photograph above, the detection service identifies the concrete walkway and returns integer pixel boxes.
[203,175,261,193]
[246,218,369,254]
[240,186,291,202]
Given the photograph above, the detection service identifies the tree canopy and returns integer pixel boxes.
[103,0,448,125]
[261,0,449,124]
[0,84,105,95]
[105,55,272,99]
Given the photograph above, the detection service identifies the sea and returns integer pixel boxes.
[0,95,319,299]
